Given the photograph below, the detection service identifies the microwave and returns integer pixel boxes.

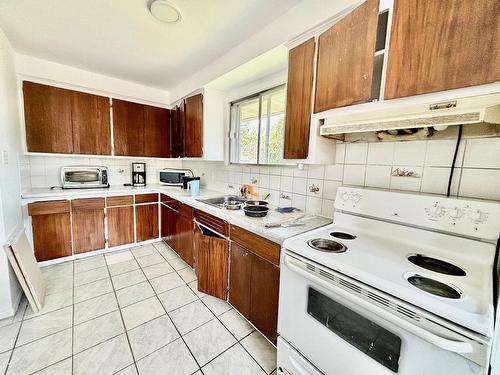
[159,169,192,186]
[61,166,109,189]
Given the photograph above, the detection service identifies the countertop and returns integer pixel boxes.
[21,185,332,245]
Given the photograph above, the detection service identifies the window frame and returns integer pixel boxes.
[229,84,289,166]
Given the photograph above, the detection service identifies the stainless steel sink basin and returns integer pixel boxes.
[197,195,247,209]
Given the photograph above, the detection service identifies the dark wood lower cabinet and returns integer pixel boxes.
[195,224,229,299]
[71,198,105,254]
[107,206,134,247]
[228,243,252,318]
[178,214,194,266]
[28,200,72,262]
[228,242,280,344]
[161,203,179,250]
[136,204,159,242]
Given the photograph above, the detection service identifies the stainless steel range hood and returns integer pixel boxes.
[320,93,500,137]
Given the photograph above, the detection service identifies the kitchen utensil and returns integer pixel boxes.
[243,205,269,217]
[224,200,242,210]
[276,206,300,213]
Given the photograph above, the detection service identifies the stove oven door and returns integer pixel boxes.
[278,251,488,375]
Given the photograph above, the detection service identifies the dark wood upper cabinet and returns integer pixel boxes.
[385,0,500,99]
[144,105,171,158]
[284,38,315,159]
[184,94,203,157]
[136,203,159,242]
[314,0,379,112]
[170,105,183,158]
[113,99,145,156]
[27,200,72,261]
[23,81,73,154]
[71,198,105,254]
[71,91,111,155]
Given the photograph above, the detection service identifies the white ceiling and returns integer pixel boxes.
[0,0,300,90]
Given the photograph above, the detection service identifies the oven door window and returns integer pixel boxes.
[307,288,401,372]
[65,171,99,183]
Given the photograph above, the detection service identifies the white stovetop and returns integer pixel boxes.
[21,184,332,245]
[282,212,497,336]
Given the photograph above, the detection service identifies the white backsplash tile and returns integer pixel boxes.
[345,143,368,164]
[321,199,335,218]
[367,143,394,165]
[390,166,423,192]
[365,165,391,188]
[420,167,460,196]
[393,141,426,166]
[459,168,500,200]
[306,178,324,198]
[324,164,343,181]
[269,175,280,190]
[343,165,366,186]
[323,180,342,200]
[335,143,346,163]
[306,196,322,214]
[292,177,307,195]
[425,139,465,167]
[280,176,293,192]
[463,138,500,169]
[292,194,306,211]
[307,165,325,179]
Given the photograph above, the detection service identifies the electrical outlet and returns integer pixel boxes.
[2,150,8,165]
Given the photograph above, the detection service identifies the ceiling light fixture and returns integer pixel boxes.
[149,0,181,24]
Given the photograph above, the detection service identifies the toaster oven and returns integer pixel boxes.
[61,166,109,189]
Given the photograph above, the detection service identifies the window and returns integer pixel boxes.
[229,85,287,165]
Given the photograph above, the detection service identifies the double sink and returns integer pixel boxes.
[197,195,247,209]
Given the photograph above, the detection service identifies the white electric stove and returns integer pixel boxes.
[278,187,500,375]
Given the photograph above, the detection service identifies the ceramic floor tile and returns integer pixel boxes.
[136,338,198,375]
[74,292,118,325]
[158,285,198,312]
[167,257,189,271]
[44,274,73,295]
[131,244,157,258]
[74,266,109,287]
[17,306,72,347]
[73,310,124,354]
[150,272,185,294]
[115,364,138,375]
[109,259,140,276]
[142,261,174,279]
[201,295,231,316]
[0,351,10,374]
[33,357,72,375]
[202,344,266,375]
[7,328,72,375]
[41,262,73,279]
[116,281,155,307]
[73,334,134,375]
[177,267,197,283]
[105,250,134,265]
[158,247,180,261]
[112,269,147,290]
[12,299,27,323]
[74,277,113,303]
[0,322,21,353]
[188,280,207,298]
[183,319,237,366]
[74,256,106,274]
[219,309,254,340]
[0,316,14,328]
[168,300,214,335]
[241,331,277,374]
[128,314,179,360]
[121,297,165,330]
[25,288,73,319]
[136,253,165,268]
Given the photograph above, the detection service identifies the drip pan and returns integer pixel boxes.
[408,254,466,276]
[407,274,462,299]
[307,239,347,253]
[330,232,357,240]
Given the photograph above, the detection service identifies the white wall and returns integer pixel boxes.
[0,29,23,318]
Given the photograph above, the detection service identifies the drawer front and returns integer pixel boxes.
[135,193,158,204]
[195,210,229,237]
[162,197,180,212]
[106,195,134,207]
[71,197,105,210]
[179,203,194,219]
[28,200,70,216]
[230,225,280,266]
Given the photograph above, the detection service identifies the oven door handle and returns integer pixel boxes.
[285,257,475,355]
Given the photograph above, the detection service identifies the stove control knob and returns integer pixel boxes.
[351,193,361,203]
[448,207,464,220]
[425,203,445,218]
[340,192,350,202]
[469,209,488,224]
